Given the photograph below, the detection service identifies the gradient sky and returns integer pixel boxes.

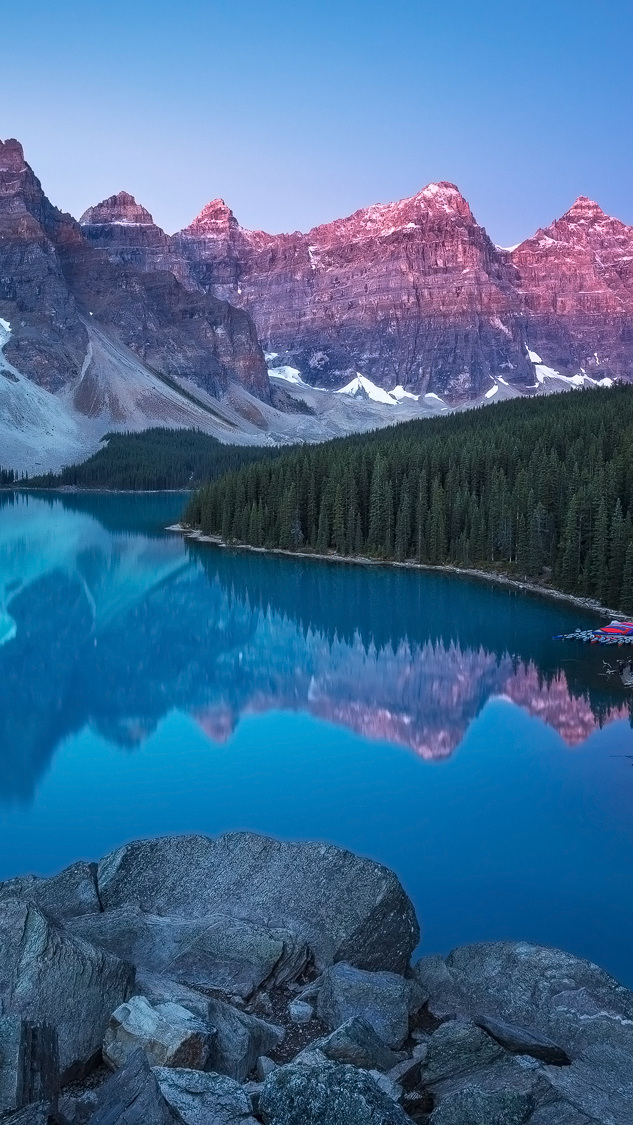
[2,0,631,245]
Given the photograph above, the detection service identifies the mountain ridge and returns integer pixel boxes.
[83,175,633,397]
[2,134,633,473]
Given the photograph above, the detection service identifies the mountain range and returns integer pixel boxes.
[1,137,632,471]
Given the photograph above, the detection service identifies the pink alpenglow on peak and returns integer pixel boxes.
[80,192,157,227]
[167,178,528,398]
[510,195,633,373]
[79,172,633,400]
[181,198,241,237]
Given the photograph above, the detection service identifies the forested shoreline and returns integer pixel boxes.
[185,386,633,613]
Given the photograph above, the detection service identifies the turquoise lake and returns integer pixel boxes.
[1,490,633,984]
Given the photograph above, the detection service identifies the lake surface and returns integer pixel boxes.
[1,490,633,984]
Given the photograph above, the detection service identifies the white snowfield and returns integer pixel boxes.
[525,345,613,390]
[335,373,400,404]
[391,385,420,401]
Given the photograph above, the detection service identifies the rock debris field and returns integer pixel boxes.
[0,832,632,1124]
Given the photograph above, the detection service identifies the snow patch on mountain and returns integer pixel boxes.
[335,374,398,404]
[267,364,308,386]
[391,385,419,401]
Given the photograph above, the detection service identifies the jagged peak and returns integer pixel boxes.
[0,138,26,173]
[80,191,156,227]
[308,180,476,246]
[181,198,239,236]
[563,195,609,222]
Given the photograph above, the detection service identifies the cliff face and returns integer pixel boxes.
[0,141,269,401]
[510,197,633,379]
[87,181,633,399]
[0,138,88,391]
[175,184,533,397]
[80,191,195,288]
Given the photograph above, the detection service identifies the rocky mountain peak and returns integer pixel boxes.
[564,195,609,223]
[80,191,157,227]
[182,198,239,238]
[415,181,473,217]
[0,138,26,173]
[515,196,633,257]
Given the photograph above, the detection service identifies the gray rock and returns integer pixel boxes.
[293,978,323,1003]
[259,1061,412,1124]
[0,862,100,921]
[543,1042,633,1124]
[152,1067,259,1125]
[365,1070,402,1102]
[429,1083,535,1124]
[69,906,306,999]
[0,900,134,1082]
[206,997,285,1082]
[58,1090,99,1125]
[421,1020,506,1085]
[0,1017,59,1117]
[386,1053,424,1089]
[1,1104,53,1125]
[528,1104,595,1125]
[420,1021,568,1124]
[414,942,633,1058]
[317,963,412,1049]
[134,972,215,1022]
[103,996,213,1070]
[475,1015,570,1065]
[88,1049,175,1125]
[291,1047,330,1068]
[287,1000,313,1025]
[316,1017,401,1071]
[97,833,419,973]
[256,1057,278,1082]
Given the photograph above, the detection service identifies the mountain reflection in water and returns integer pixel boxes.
[0,491,629,804]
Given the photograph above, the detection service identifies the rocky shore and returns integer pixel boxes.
[170,525,621,621]
[0,833,631,1124]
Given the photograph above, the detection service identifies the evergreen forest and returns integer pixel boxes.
[20,429,285,491]
[184,386,633,613]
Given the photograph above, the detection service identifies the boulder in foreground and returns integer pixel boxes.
[88,1049,175,1125]
[317,962,414,1049]
[259,1061,412,1125]
[414,941,633,1058]
[96,833,419,973]
[153,1066,259,1125]
[0,900,134,1082]
[103,995,213,1070]
[0,862,100,920]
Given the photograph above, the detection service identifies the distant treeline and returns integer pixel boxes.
[0,468,21,486]
[22,429,286,491]
[185,385,633,613]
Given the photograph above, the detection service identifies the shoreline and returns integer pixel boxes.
[4,486,193,495]
[167,524,621,620]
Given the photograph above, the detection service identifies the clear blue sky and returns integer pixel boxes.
[2,0,631,244]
